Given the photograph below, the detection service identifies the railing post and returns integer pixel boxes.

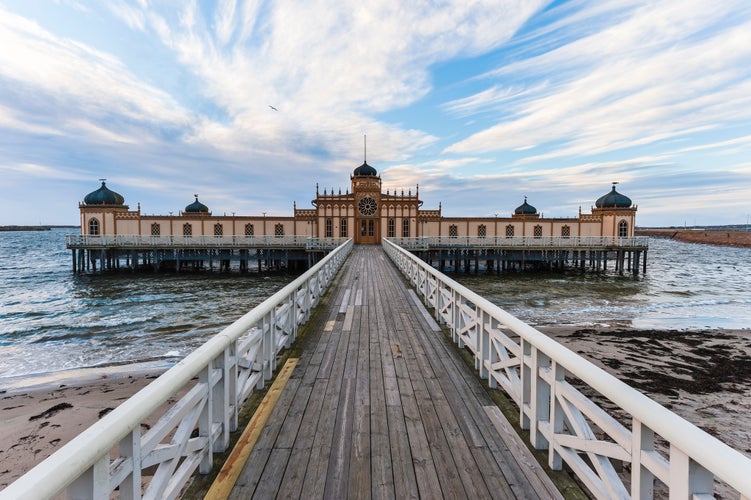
[68,454,109,499]
[669,446,714,500]
[549,361,564,470]
[521,340,551,449]
[213,349,230,452]
[632,420,655,499]
[199,364,213,474]
[118,429,142,500]
[479,310,490,381]
[229,341,239,432]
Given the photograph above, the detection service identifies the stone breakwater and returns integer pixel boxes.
[636,229,751,248]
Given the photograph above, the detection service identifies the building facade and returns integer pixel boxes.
[78,162,638,243]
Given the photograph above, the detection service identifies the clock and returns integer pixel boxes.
[358,196,377,215]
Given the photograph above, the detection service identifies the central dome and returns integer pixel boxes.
[353,161,377,176]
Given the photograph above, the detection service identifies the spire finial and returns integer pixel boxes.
[364,134,367,163]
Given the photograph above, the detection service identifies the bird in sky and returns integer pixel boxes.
[268,105,279,111]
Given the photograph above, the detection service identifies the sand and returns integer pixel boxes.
[1,327,749,495]
[0,365,170,490]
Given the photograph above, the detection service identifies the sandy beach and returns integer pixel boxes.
[0,365,170,490]
[1,327,749,495]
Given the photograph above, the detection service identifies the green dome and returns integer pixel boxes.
[596,184,632,208]
[185,195,209,213]
[353,161,377,176]
[84,181,125,205]
[514,197,537,215]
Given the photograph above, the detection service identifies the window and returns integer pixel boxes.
[88,218,99,235]
[449,225,458,238]
[369,220,375,237]
[478,224,486,238]
[183,223,192,237]
[534,225,543,238]
[361,220,367,236]
[402,219,410,237]
[275,223,284,237]
[340,218,347,237]
[505,225,514,237]
[561,225,570,238]
[325,218,333,237]
[151,223,160,236]
[214,223,223,236]
[388,218,395,238]
[619,220,629,237]
[245,223,254,236]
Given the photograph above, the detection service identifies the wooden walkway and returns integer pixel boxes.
[225,246,563,499]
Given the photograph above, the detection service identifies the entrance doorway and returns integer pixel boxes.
[356,218,379,244]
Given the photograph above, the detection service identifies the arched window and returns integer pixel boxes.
[245,223,254,236]
[561,225,571,238]
[388,218,395,238]
[449,225,458,237]
[275,224,284,237]
[214,223,223,236]
[505,225,514,237]
[88,218,100,235]
[340,218,347,237]
[619,220,629,237]
[183,223,192,237]
[402,219,410,237]
[478,224,486,238]
[533,225,543,238]
[151,223,160,236]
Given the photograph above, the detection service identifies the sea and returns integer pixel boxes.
[1,228,750,382]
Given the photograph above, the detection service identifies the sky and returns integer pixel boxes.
[1,0,750,227]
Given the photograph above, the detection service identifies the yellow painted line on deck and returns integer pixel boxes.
[205,358,299,500]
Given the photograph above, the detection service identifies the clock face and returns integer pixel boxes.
[358,196,377,215]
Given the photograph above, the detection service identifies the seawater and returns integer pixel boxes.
[1,229,750,380]
[0,229,296,379]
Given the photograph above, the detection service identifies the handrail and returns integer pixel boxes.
[65,234,348,250]
[390,235,649,249]
[383,238,750,499]
[1,239,353,499]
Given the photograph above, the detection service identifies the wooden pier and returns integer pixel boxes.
[213,246,565,499]
[393,236,649,275]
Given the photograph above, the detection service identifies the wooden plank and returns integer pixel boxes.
[207,358,297,498]
[225,246,565,500]
[485,406,565,500]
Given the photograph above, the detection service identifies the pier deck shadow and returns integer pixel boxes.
[226,246,563,499]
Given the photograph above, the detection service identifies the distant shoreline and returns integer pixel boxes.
[636,228,751,248]
[0,225,77,232]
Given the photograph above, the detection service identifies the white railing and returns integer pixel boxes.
[383,238,750,499]
[1,239,353,500]
[65,234,348,250]
[392,236,649,249]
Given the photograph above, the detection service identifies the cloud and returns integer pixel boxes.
[444,0,751,159]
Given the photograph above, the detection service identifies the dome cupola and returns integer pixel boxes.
[514,196,537,215]
[84,180,125,206]
[595,183,632,208]
[185,195,209,213]
[353,161,377,176]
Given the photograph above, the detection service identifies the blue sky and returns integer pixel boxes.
[1,0,750,227]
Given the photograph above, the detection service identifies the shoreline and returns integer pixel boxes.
[636,228,751,248]
[1,326,749,493]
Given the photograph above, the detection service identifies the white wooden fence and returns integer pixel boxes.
[0,239,353,500]
[390,235,649,249]
[383,238,751,499]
